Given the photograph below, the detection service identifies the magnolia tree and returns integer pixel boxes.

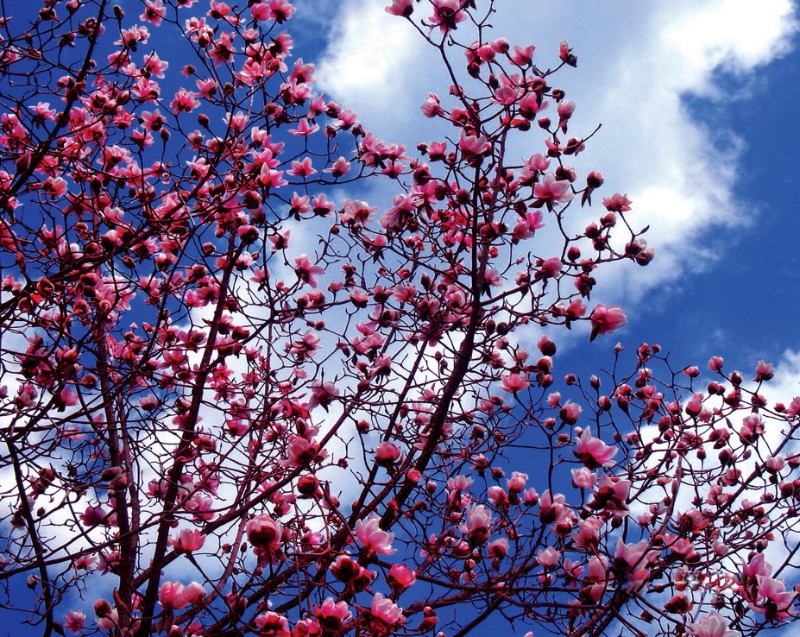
[0,1,798,636]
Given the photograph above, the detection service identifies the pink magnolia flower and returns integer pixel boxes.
[534,173,573,206]
[602,192,632,212]
[538,257,561,279]
[686,613,740,637]
[536,546,560,568]
[420,92,444,118]
[571,467,597,489]
[315,598,352,631]
[501,372,529,394]
[159,581,188,611]
[169,529,206,552]
[182,582,206,604]
[591,473,631,512]
[559,401,582,425]
[458,130,490,158]
[572,515,604,549]
[463,504,493,545]
[574,427,618,468]
[507,471,527,493]
[289,118,319,137]
[355,515,396,555]
[141,0,166,25]
[510,44,535,66]
[614,538,654,570]
[751,576,796,621]
[80,505,106,527]
[288,157,316,177]
[754,359,775,382]
[255,612,291,637]
[288,330,321,356]
[93,600,118,630]
[370,593,404,627]
[538,490,568,524]
[246,514,284,561]
[488,486,508,507]
[375,441,402,466]
[488,537,509,559]
[340,199,375,225]
[64,610,86,634]
[387,563,416,595]
[386,0,414,17]
[429,0,467,33]
[325,156,351,177]
[589,304,627,341]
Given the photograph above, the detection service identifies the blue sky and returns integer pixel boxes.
[310,0,800,385]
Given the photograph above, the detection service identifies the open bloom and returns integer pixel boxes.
[169,529,205,552]
[64,610,86,634]
[246,514,284,562]
[534,173,573,206]
[458,130,490,158]
[315,598,352,632]
[686,613,740,637]
[255,612,291,637]
[536,546,560,568]
[501,371,529,393]
[159,581,188,611]
[751,576,796,621]
[371,593,405,629]
[463,504,493,545]
[574,427,618,468]
[387,564,416,595]
[355,515,396,555]
[589,304,627,340]
[571,467,597,489]
[386,0,414,17]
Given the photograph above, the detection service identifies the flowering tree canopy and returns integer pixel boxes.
[0,1,798,637]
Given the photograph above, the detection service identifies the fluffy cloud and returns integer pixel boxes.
[315,0,797,306]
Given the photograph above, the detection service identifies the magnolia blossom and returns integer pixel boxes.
[64,610,86,634]
[246,514,284,562]
[371,593,405,628]
[294,254,324,286]
[458,130,490,157]
[488,537,509,559]
[169,528,205,552]
[751,576,796,620]
[589,304,627,340]
[375,441,401,465]
[507,471,527,493]
[501,371,529,393]
[387,564,416,595]
[571,467,597,489]
[315,598,352,631]
[538,490,568,524]
[255,612,291,637]
[533,173,573,205]
[559,401,582,425]
[614,538,647,566]
[386,0,414,17]
[355,515,396,555]
[686,613,740,637]
[536,546,560,568]
[159,581,188,611]
[463,504,493,545]
[574,427,618,468]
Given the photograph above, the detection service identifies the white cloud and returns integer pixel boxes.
[316,2,423,119]
[314,0,797,308]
